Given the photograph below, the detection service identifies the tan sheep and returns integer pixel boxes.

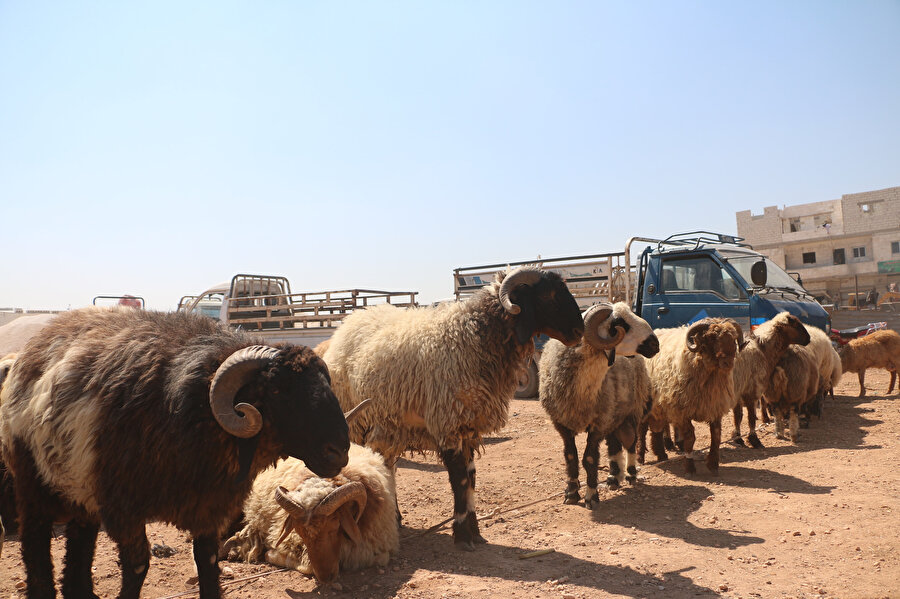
[839,330,900,397]
[221,443,398,583]
[730,313,810,448]
[644,318,744,474]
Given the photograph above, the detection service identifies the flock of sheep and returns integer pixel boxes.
[0,265,898,598]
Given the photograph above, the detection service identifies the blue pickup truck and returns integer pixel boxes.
[454,231,830,397]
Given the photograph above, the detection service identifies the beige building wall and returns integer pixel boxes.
[736,186,900,303]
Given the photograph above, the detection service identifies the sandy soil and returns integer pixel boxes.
[1,370,898,599]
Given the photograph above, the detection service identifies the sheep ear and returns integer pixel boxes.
[338,506,363,546]
[514,302,537,345]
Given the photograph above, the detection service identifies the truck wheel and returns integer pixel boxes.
[514,358,539,399]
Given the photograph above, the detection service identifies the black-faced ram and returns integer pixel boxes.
[322,266,584,549]
[0,307,352,599]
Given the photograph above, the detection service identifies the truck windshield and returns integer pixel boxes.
[725,255,806,292]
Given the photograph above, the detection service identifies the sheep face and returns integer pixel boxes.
[686,318,743,371]
[601,302,659,358]
[505,271,584,346]
[255,347,350,478]
[275,482,366,583]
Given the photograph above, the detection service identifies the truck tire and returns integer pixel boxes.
[514,358,539,399]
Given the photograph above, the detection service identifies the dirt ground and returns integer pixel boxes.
[1,370,898,599]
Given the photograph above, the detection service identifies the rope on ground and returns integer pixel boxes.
[401,491,565,540]
[155,568,288,599]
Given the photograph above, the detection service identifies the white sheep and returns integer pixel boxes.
[321,266,585,549]
[539,302,658,508]
[730,313,811,448]
[643,318,744,475]
[221,443,398,583]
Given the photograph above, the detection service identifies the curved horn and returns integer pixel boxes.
[275,485,309,521]
[344,398,373,424]
[313,481,367,520]
[498,267,543,314]
[732,321,745,350]
[685,321,711,352]
[582,304,625,350]
[209,345,280,438]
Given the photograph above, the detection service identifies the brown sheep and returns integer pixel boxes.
[839,330,900,397]
[763,345,819,442]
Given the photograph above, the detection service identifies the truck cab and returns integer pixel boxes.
[635,232,830,333]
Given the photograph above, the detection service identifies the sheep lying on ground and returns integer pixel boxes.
[0,307,352,599]
[539,302,658,508]
[643,318,744,474]
[763,345,819,442]
[322,266,584,549]
[221,440,397,583]
[730,313,810,448]
[839,329,900,397]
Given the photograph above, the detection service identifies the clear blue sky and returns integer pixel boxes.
[2,1,898,310]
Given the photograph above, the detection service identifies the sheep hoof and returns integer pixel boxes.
[605,476,620,490]
[748,434,764,449]
[584,497,599,510]
[684,459,696,475]
[730,436,746,447]
[563,492,581,505]
[655,453,669,463]
[775,433,787,440]
[455,540,476,552]
[625,474,637,484]
[663,438,676,451]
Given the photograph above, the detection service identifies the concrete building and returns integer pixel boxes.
[736,186,900,306]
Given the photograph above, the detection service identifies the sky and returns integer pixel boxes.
[1,1,898,310]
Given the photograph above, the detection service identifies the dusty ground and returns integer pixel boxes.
[2,370,898,599]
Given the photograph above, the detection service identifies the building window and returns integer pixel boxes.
[852,246,866,258]
[860,203,872,213]
[833,248,846,265]
[787,217,801,232]
[892,241,900,254]
[802,252,816,264]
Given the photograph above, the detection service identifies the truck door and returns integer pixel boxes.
[642,254,750,330]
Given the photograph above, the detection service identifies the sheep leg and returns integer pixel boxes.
[680,420,697,475]
[857,370,866,397]
[107,523,152,599]
[193,533,224,599]
[706,419,722,475]
[888,370,897,394]
[746,399,764,449]
[730,404,745,446]
[554,423,582,505]
[11,441,59,599]
[440,449,479,550]
[648,415,669,463]
[62,519,101,599]
[774,411,786,439]
[578,430,602,508]
[760,401,772,424]
[603,432,623,492]
[617,416,637,484]
[464,445,486,545]
[614,416,639,484]
[789,409,800,442]
[637,418,649,464]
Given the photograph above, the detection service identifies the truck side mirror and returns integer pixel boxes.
[750,260,767,286]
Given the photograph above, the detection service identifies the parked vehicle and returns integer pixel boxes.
[454,231,831,397]
[178,274,418,348]
[829,321,887,348]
